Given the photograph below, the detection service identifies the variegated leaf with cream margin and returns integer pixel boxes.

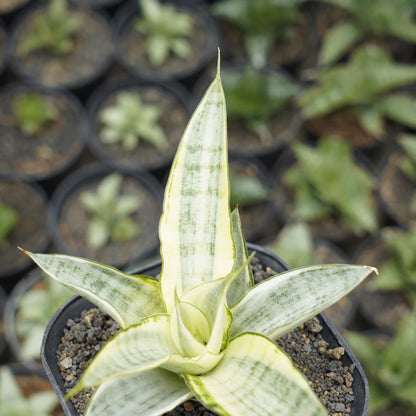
[23,55,377,416]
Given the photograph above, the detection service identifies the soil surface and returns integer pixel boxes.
[0,86,85,180]
[89,84,188,171]
[11,6,112,88]
[57,257,356,416]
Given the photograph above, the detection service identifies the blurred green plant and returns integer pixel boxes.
[300,45,416,138]
[18,0,81,55]
[15,273,73,361]
[346,313,416,415]
[13,93,57,135]
[0,365,58,416]
[222,66,301,143]
[0,202,19,247]
[135,0,193,67]
[213,0,304,68]
[397,134,416,213]
[79,173,141,250]
[98,91,167,150]
[318,0,416,65]
[283,136,377,234]
[372,223,416,304]
[229,167,270,208]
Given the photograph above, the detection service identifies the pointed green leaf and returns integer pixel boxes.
[230,264,377,339]
[185,333,327,416]
[377,93,416,129]
[319,21,363,66]
[22,251,164,328]
[71,315,174,394]
[86,369,192,416]
[227,208,253,307]
[159,61,234,312]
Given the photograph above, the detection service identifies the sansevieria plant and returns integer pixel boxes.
[21,57,376,416]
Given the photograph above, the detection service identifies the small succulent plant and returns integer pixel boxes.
[222,66,300,143]
[13,92,57,135]
[15,273,74,361]
[346,313,416,415]
[213,0,304,68]
[98,91,167,150]
[0,366,58,416]
[300,45,416,138]
[135,0,193,67]
[283,136,377,234]
[18,0,82,55]
[79,172,141,250]
[318,0,416,65]
[0,202,19,247]
[23,58,376,416]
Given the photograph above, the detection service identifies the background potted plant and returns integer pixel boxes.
[316,0,416,66]
[4,269,73,363]
[272,136,378,242]
[299,45,416,149]
[0,83,88,183]
[22,59,375,416]
[8,0,113,92]
[113,0,219,84]
[212,0,313,72]
[47,165,163,269]
[87,79,190,172]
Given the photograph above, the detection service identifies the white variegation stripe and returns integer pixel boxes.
[185,333,327,416]
[23,251,164,328]
[160,66,234,312]
[230,264,377,339]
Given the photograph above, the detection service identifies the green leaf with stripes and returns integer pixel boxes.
[228,208,253,307]
[230,264,377,339]
[86,369,192,416]
[159,62,234,313]
[185,333,327,416]
[22,251,163,329]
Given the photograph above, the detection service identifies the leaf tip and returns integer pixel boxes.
[216,48,221,79]
[365,265,379,277]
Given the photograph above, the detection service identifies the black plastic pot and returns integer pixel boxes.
[7,2,113,94]
[113,0,219,85]
[41,243,369,416]
[47,163,163,270]
[0,82,88,185]
[86,78,191,173]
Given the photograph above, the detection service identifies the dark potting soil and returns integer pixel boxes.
[57,258,355,416]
